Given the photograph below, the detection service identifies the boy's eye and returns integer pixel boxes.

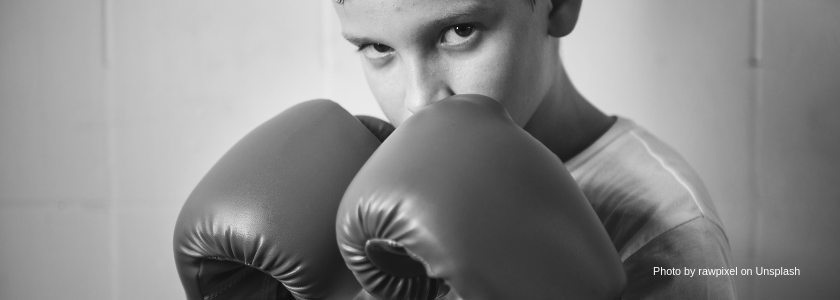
[360,43,394,59]
[441,24,476,46]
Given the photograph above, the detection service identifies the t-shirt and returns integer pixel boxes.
[565,117,737,299]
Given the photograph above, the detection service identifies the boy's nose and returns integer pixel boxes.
[403,60,453,115]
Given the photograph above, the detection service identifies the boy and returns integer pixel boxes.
[333,0,737,298]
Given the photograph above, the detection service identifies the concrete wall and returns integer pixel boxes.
[0,0,837,299]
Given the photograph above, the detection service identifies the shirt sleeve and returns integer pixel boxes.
[621,217,738,300]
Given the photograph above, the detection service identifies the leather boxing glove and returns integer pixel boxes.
[336,95,626,300]
[173,100,393,300]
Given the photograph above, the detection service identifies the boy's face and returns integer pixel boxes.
[334,0,558,127]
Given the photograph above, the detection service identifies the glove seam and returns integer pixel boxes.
[199,258,250,300]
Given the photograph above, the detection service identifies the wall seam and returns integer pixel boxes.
[102,0,121,298]
[747,0,764,299]
[319,2,335,99]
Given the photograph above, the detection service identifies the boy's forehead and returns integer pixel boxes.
[334,0,501,37]
[335,0,481,5]
[334,0,499,20]
[333,0,535,10]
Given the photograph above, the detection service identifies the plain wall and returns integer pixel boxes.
[1,1,838,299]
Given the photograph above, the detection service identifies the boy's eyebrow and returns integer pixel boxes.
[342,33,372,46]
[342,2,491,45]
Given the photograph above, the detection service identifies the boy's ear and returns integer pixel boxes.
[547,0,582,38]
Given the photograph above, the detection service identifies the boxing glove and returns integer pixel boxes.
[336,95,626,300]
[173,100,393,300]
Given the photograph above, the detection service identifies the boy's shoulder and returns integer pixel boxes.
[564,117,728,261]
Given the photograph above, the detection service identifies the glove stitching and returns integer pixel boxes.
[262,273,269,300]
[201,265,249,300]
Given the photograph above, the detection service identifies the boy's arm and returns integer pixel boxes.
[621,217,737,300]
